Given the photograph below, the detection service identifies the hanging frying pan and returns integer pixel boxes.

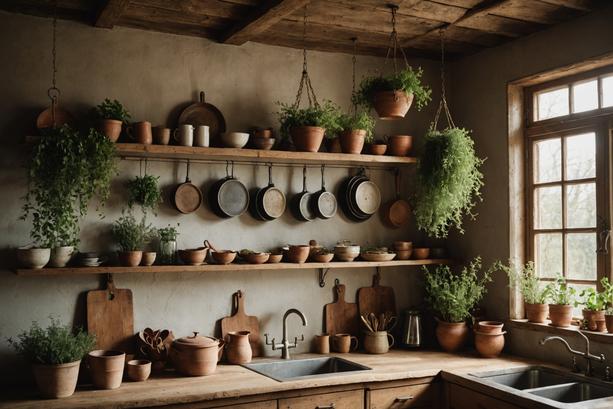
[354,179,381,216]
[36,88,73,130]
[257,164,286,220]
[339,174,365,222]
[173,161,202,214]
[208,162,249,218]
[178,91,226,147]
[382,169,411,227]
[291,166,316,222]
[347,170,371,221]
[311,165,337,219]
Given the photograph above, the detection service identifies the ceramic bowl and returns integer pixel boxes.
[395,249,412,260]
[412,248,430,259]
[368,144,387,155]
[310,253,334,263]
[210,250,237,265]
[17,247,50,269]
[266,254,283,264]
[178,248,208,265]
[251,137,275,150]
[222,132,249,149]
[242,252,270,264]
[141,252,157,266]
[287,245,310,263]
[126,359,151,382]
[334,245,360,262]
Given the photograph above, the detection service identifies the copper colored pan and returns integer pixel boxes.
[174,161,202,214]
[382,170,410,228]
[36,89,73,130]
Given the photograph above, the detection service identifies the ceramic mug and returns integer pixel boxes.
[174,124,194,146]
[313,334,330,354]
[127,121,152,145]
[153,126,171,145]
[194,125,210,147]
[332,333,358,353]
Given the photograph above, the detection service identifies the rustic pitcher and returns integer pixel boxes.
[363,331,394,354]
[226,331,252,364]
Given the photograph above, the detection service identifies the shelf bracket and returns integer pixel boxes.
[319,268,330,288]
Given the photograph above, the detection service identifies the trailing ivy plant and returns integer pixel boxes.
[21,126,117,247]
[413,127,484,238]
[127,174,163,214]
[277,100,342,141]
[352,67,432,111]
[7,317,95,365]
[111,211,155,252]
[498,260,547,304]
[543,275,576,305]
[423,257,494,323]
[338,111,376,143]
[92,99,131,123]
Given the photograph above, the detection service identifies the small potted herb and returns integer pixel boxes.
[577,287,606,331]
[93,99,131,142]
[337,111,375,154]
[499,260,548,323]
[8,318,95,398]
[158,224,179,265]
[602,278,613,333]
[111,211,154,266]
[353,66,431,119]
[368,137,388,155]
[127,174,163,215]
[543,275,576,328]
[277,101,341,152]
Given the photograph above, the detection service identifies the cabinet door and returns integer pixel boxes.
[209,400,277,409]
[278,389,364,409]
[370,383,438,408]
[447,384,523,409]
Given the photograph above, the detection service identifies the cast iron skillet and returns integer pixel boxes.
[311,165,337,219]
[291,166,315,221]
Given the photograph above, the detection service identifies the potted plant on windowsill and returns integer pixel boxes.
[424,257,493,352]
[8,318,95,398]
[544,275,576,328]
[500,260,549,323]
[111,211,154,267]
[277,101,341,152]
[577,287,606,331]
[600,278,613,333]
[337,111,375,154]
[92,99,131,142]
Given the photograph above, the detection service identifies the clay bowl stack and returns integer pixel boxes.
[474,321,505,358]
[393,241,412,260]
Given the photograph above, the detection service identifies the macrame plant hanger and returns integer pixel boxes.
[382,5,409,75]
[292,6,320,110]
[432,30,456,131]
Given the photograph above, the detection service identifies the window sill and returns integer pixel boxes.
[508,319,613,344]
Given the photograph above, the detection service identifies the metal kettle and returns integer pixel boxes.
[400,309,422,348]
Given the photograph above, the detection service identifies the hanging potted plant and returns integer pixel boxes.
[127,174,163,215]
[111,211,155,267]
[424,257,493,352]
[577,287,606,331]
[278,101,341,153]
[92,99,131,142]
[338,111,375,154]
[543,275,576,328]
[500,260,549,323]
[8,318,95,398]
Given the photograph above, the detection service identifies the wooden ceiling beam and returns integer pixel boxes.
[95,0,131,28]
[535,0,595,11]
[220,0,311,45]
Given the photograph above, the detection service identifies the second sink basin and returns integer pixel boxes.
[243,357,371,382]
[529,382,613,403]
[474,366,572,390]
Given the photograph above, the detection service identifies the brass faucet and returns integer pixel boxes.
[540,330,605,377]
[265,308,308,359]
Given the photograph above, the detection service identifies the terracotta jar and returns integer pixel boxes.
[363,331,394,354]
[339,129,366,154]
[287,245,310,263]
[476,321,504,334]
[549,304,573,327]
[387,135,413,156]
[118,250,143,267]
[170,332,225,376]
[128,121,153,145]
[606,314,613,334]
[152,126,171,145]
[474,331,506,358]
[290,126,325,152]
[226,331,252,364]
[583,309,606,331]
[32,360,81,398]
[435,320,468,353]
[88,350,125,390]
[525,303,549,323]
[373,90,414,119]
[313,334,330,354]
[99,119,122,142]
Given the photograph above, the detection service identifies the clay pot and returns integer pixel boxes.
[310,253,334,263]
[287,245,310,263]
[170,332,225,376]
[242,252,270,264]
[126,359,151,382]
[118,250,143,267]
[412,248,430,259]
[178,247,208,265]
[435,320,468,353]
[549,304,573,327]
[596,319,607,332]
[477,321,504,334]
[363,331,394,354]
[88,350,125,390]
[290,126,325,152]
[152,126,171,145]
[267,254,283,264]
[393,241,412,251]
[17,247,50,269]
[606,314,613,334]
[395,249,412,260]
[474,331,506,358]
[387,135,413,156]
[251,137,275,150]
[32,360,81,398]
[99,119,122,142]
[140,251,156,266]
[332,333,359,353]
[209,250,236,265]
[525,303,548,323]
[373,90,414,119]
[339,129,366,154]
[48,246,74,268]
[128,121,153,145]
[226,331,252,364]
[254,129,273,138]
[368,144,387,155]
[326,137,342,153]
[583,309,605,331]
[313,334,330,354]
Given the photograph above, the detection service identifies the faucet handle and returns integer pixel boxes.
[264,333,277,349]
[572,356,580,373]
[293,334,305,346]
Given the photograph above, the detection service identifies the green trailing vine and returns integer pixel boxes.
[127,174,163,214]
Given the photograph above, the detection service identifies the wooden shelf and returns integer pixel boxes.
[115,143,418,168]
[15,259,452,276]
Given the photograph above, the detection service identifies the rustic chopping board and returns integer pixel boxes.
[87,277,134,352]
[221,290,262,357]
[358,272,397,318]
[324,281,359,337]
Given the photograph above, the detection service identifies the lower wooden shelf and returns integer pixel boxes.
[14,259,453,276]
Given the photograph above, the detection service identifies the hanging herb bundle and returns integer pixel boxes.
[127,174,163,214]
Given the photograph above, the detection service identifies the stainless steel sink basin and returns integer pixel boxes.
[529,382,613,403]
[474,366,572,390]
[243,357,371,382]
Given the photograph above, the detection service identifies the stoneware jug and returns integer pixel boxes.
[226,331,252,364]
[363,331,394,354]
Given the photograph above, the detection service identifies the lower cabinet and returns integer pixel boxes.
[210,400,277,409]
[368,382,439,408]
[278,389,364,409]
[446,383,524,409]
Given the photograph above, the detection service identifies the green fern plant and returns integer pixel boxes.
[127,175,163,214]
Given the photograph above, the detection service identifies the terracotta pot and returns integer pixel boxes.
[412,248,430,259]
[339,129,366,154]
[373,90,414,119]
[242,252,270,264]
[313,334,330,354]
[209,250,236,265]
[170,332,224,376]
[127,121,152,144]
[88,350,125,390]
[332,333,359,353]
[474,331,506,358]
[395,249,412,260]
[393,241,412,251]
[118,250,142,267]
[17,247,50,269]
[525,303,549,323]
[126,359,151,382]
[583,309,606,331]
[368,144,387,155]
[99,119,122,142]
[152,126,171,145]
[596,319,607,332]
[326,137,342,153]
[549,304,573,327]
[287,245,310,263]
[387,135,413,156]
[363,331,394,354]
[476,321,504,334]
[178,247,208,265]
[435,320,468,353]
[606,314,613,334]
[226,331,252,364]
[49,246,74,268]
[310,253,334,263]
[267,254,283,264]
[290,126,325,152]
[32,360,80,398]
[140,251,156,266]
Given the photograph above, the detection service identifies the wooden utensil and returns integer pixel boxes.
[173,161,202,214]
[221,290,262,357]
[178,91,226,147]
[382,169,411,227]
[87,275,134,352]
[324,280,359,337]
[358,272,397,318]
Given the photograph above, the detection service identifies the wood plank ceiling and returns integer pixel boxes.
[0,0,607,59]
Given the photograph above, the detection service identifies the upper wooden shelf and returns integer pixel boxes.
[115,144,418,168]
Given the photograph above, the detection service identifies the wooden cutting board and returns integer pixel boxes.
[221,290,262,357]
[358,272,397,318]
[87,277,134,352]
[324,282,359,337]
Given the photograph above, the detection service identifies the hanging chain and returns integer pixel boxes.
[433,30,455,130]
[293,5,319,109]
[383,5,409,74]
[48,0,60,125]
[351,37,358,115]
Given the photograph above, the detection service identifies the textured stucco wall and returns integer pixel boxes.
[0,11,441,384]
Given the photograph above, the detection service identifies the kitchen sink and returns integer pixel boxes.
[529,382,613,403]
[243,357,371,382]
[473,366,572,389]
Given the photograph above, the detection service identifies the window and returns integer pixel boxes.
[526,66,613,300]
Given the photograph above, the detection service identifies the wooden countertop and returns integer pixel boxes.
[0,350,536,409]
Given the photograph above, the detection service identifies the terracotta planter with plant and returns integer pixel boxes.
[500,260,549,323]
[111,211,155,267]
[290,126,325,152]
[578,287,606,331]
[92,99,131,142]
[600,278,613,333]
[338,111,375,154]
[544,276,576,328]
[278,101,341,153]
[425,257,493,353]
[8,318,95,399]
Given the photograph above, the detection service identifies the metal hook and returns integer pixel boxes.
[319,268,330,287]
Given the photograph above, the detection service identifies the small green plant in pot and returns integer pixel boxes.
[353,67,431,119]
[578,284,607,331]
[111,211,154,267]
[158,224,179,265]
[602,278,613,333]
[424,257,493,352]
[337,111,375,154]
[277,101,341,152]
[8,317,95,398]
[127,174,163,215]
[499,260,549,323]
[92,98,131,142]
[543,275,576,328]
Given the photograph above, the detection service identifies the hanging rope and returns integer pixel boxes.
[383,5,409,74]
[48,0,60,126]
[293,5,320,109]
[433,29,456,130]
[351,37,357,116]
